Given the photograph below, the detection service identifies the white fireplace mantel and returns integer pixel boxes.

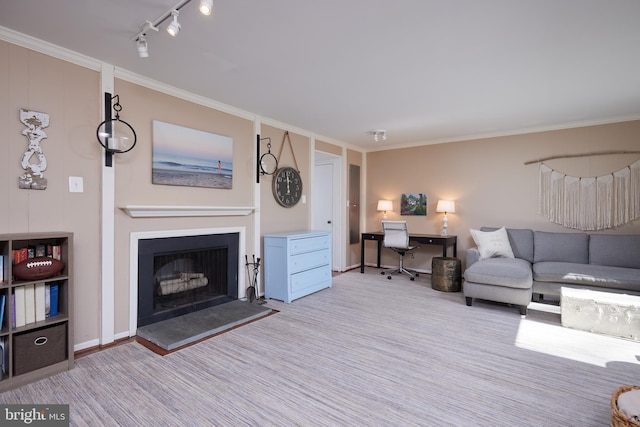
[120,205,254,218]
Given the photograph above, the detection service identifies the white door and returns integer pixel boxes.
[313,153,342,270]
[313,163,334,233]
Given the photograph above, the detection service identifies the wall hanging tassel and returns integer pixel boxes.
[563,175,580,229]
[631,160,640,219]
[595,175,611,230]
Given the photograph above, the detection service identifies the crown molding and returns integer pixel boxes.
[0,25,101,71]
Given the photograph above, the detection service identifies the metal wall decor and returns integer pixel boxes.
[96,93,137,167]
[19,109,50,190]
[257,136,278,184]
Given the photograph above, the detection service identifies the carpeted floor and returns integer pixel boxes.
[1,268,638,426]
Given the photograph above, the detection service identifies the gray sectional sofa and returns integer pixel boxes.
[463,227,640,315]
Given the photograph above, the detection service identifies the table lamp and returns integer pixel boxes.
[377,200,393,220]
[436,200,455,236]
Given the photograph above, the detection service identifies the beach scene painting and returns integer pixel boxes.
[152,120,233,189]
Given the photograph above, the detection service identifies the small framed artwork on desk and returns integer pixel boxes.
[401,193,427,216]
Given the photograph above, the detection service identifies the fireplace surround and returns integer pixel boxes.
[137,232,239,327]
[129,227,247,334]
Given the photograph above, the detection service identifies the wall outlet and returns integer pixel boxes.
[69,176,84,193]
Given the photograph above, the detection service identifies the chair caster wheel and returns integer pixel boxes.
[410,277,415,281]
[380,271,385,275]
[387,276,392,280]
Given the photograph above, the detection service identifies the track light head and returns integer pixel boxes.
[166,10,181,36]
[136,36,149,58]
[199,0,213,15]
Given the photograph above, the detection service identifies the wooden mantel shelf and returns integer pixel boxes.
[120,205,254,218]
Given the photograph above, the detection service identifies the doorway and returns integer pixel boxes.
[313,151,343,271]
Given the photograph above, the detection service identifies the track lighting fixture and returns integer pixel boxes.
[368,130,387,142]
[166,10,181,36]
[199,0,213,16]
[136,35,148,58]
[133,0,213,58]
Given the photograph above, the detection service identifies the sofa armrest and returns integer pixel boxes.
[466,247,480,268]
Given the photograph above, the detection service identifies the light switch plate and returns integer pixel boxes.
[69,176,84,193]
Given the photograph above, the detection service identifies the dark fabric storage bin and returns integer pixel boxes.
[13,323,67,376]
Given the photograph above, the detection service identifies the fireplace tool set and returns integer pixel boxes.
[245,255,265,304]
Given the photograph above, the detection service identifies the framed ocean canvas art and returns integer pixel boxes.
[152,120,233,189]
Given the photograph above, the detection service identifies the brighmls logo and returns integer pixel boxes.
[0,405,69,426]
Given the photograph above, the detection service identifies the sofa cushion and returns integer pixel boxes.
[533,231,589,264]
[589,234,640,269]
[471,227,514,260]
[482,227,534,263]
[533,261,640,291]
[464,258,532,289]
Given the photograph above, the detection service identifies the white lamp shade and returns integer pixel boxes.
[436,200,455,213]
[377,200,393,212]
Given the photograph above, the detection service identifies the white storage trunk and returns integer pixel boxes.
[561,287,640,341]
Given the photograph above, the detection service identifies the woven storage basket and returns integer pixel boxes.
[612,385,640,427]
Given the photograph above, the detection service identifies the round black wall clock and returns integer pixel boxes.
[272,167,303,207]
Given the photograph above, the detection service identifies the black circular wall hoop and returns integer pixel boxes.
[96,96,137,153]
[259,138,278,175]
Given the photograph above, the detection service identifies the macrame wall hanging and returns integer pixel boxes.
[534,153,640,231]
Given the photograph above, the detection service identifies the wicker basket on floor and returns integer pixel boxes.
[612,385,640,427]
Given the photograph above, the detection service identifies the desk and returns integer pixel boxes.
[360,232,457,273]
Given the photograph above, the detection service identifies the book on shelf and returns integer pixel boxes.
[14,286,25,328]
[0,255,3,282]
[24,284,35,325]
[35,282,46,322]
[52,245,61,261]
[0,337,4,379]
[0,294,5,329]
[10,294,15,329]
[45,284,50,317]
[35,244,46,258]
[49,283,59,317]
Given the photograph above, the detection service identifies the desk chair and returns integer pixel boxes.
[381,220,419,281]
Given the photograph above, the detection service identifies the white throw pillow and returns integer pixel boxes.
[470,227,515,260]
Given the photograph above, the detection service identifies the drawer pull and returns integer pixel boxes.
[34,336,48,346]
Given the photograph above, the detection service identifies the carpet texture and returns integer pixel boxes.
[1,269,638,426]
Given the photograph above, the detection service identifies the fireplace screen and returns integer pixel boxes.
[138,233,239,327]
[154,248,227,313]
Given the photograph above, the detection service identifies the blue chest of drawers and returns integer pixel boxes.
[263,231,332,303]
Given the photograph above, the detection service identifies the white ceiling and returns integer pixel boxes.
[1,0,640,150]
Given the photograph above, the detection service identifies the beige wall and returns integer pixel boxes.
[0,41,102,344]
[316,140,342,156]
[366,121,640,272]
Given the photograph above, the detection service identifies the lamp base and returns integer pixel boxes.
[441,214,449,236]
